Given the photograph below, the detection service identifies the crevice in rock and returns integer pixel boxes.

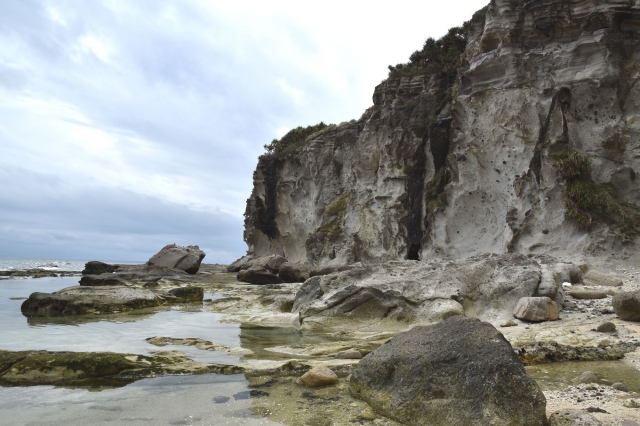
[404,134,428,261]
[254,157,282,240]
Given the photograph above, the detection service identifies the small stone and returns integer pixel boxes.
[296,366,339,388]
[212,396,230,403]
[247,375,274,387]
[500,319,516,327]
[612,382,629,392]
[624,399,640,408]
[335,349,362,359]
[596,322,616,333]
[359,407,377,420]
[577,371,599,384]
[586,407,608,413]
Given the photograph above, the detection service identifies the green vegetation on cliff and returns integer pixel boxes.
[262,122,329,158]
[551,149,640,234]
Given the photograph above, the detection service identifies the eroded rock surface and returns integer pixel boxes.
[350,316,547,426]
[292,254,575,329]
[513,297,559,322]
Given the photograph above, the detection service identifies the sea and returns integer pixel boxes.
[0,257,278,426]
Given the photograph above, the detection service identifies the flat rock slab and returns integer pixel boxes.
[568,290,608,300]
[0,350,222,387]
[21,286,162,316]
[584,270,623,287]
[350,316,547,426]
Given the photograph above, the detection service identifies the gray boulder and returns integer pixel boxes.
[513,297,559,322]
[568,290,607,300]
[584,270,623,287]
[21,286,162,316]
[265,255,288,274]
[548,409,602,425]
[350,316,547,426]
[79,275,130,287]
[613,291,640,321]
[237,266,284,285]
[227,254,256,273]
[278,262,310,283]
[82,261,119,275]
[147,244,205,274]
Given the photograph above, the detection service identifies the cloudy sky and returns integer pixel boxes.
[0,0,488,263]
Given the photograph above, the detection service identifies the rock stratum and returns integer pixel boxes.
[244,0,640,266]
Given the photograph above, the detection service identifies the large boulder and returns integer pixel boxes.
[350,316,548,426]
[583,270,623,287]
[227,254,256,273]
[237,266,284,285]
[613,291,640,321]
[79,275,131,287]
[21,286,162,316]
[278,262,310,283]
[513,297,559,322]
[147,244,205,274]
[82,261,119,275]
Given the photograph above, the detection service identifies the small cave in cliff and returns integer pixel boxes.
[407,244,421,261]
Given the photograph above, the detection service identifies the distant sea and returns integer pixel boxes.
[0,257,142,272]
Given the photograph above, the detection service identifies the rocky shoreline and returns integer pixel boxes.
[3,248,640,424]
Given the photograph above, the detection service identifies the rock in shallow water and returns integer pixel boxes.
[147,244,205,274]
[237,266,284,285]
[296,366,339,388]
[20,286,162,316]
[349,316,547,426]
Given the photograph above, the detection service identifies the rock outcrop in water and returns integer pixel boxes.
[147,244,206,274]
[243,0,640,267]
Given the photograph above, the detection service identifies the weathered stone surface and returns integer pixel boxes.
[583,270,623,287]
[82,261,119,275]
[237,266,284,285]
[167,286,204,302]
[309,265,355,277]
[513,297,559,322]
[21,286,162,316]
[293,254,571,329]
[296,366,339,388]
[613,291,640,321]
[227,254,257,273]
[612,382,629,392]
[568,290,608,300]
[596,322,616,333]
[266,255,288,273]
[278,262,310,283]
[147,244,205,274]
[0,349,225,387]
[350,316,547,426]
[548,409,603,426]
[79,275,131,287]
[577,371,599,384]
[335,350,362,360]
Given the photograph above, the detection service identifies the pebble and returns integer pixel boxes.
[335,349,363,359]
[359,407,377,420]
[577,371,599,384]
[297,366,339,388]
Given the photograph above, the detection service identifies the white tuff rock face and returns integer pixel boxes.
[244,0,640,266]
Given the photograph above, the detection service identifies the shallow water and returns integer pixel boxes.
[0,277,241,364]
[527,360,640,392]
[0,374,279,426]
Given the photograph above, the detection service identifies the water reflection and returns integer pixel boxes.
[239,326,336,360]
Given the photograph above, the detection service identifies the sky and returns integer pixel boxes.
[0,0,489,263]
